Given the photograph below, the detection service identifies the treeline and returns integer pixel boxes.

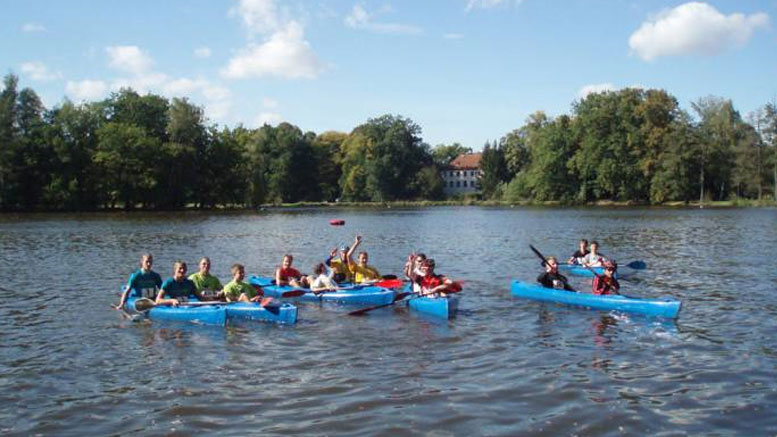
[0,73,775,211]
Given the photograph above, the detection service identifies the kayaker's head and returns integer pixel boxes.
[603,260,617,277]
[198,257,211,275]
[420,258,436,276]
[339,245,349,257]
[282,254,294,269]
[140,253,153,272]
[545,256,559,273]
[579,239,589,252]
[414,253,426,269]
[589,241,599,254]
[313,263,326,276]
[358,252,369,266]
[173,260,187,281]
[231,263,245,281]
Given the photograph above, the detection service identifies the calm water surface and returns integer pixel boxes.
[1,207,776,436]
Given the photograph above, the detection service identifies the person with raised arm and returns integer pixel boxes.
[325,245,353,283]
[407,258,456,296]
[346,235,381,284]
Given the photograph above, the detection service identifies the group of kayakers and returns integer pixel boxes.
[538,239,620,295]
[115,235,458,310]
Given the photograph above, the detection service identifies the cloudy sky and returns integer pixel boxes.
[2,0,774,148]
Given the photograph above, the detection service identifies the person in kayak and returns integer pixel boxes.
[581,241,606,267]
[404,252,427,293]
[224,263,266,302]
[592,261,620,295]
[408,258,456,296]
[325,245,353,283]
[567,239,589,265]
[310,262,339,292]
[537,256,576,291]
[188,257,223,301]
[116,253,163,309]
[156,261,198,307]
[346,235,381,284]
[275,254,309,288]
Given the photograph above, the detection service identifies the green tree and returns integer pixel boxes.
[0,74,19,209]
[313,131,346,201]
[692,96,740,202]
[432,142,472,166]
[479,140,508,199]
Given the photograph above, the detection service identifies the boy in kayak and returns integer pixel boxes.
[116,253,162,309]
[224,263,266,302]
[275,254,309,288]
[581,241,606,267]
[156,261,198,307]
[537,256,575,291]
[310,262,339,292]
[188,257,223,301]
[325,245,353,283]
[592,261,620,295]
[567,239,589,265]
[408,258,457,296]
[346,235,381,284]
[404,252,426,293]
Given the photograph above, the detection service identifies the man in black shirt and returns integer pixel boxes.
[537,256,576,292]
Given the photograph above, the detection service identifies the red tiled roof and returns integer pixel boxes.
[449,153,482,169]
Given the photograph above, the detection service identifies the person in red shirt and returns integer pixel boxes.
[408,258,459,296]
[592,261,620,295]
[275,254,309,288]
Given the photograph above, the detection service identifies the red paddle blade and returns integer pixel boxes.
[448,282,463,293]
[280,289,306,298]
[260,297,274,307]
[375,279,404,288]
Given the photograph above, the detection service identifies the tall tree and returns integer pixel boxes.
[432,142,472,167]
[479,140,508,199]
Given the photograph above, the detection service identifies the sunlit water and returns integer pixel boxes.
[1,207,776,435]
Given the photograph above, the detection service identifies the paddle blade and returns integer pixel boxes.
[262,303,281,315]
[133,298,155,312]
[280,289,306,298]
[626,260,647,270]
[375,279,404,288]
[447,282,463,293]
[381,274,398,280]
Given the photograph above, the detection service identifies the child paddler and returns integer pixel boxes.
[346,235,381,284]
[404,252,426,293]
[537,256,575,292]
[275,254,309,288]
[116,253,162,310]
[408,258,457,296]
[188,257,223,301]
[224,263,267,303]
[581,241,606,267]
[156,261,199,306]
[592,261,620,295]
[567,239,589,265]
[325,245,353,283]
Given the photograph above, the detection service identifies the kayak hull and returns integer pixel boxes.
[510,280,681,319]
[559,264,633,279]
[407,295,459,319]
[127,297,227,326]
[225,302,298,324]
[249,276,395,306]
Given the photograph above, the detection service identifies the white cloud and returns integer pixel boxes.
[20,61,61,81]
[106,46,154,75]
[65,80,108,101]
[465,0,522,12]
[578,83,616,98]
[222,21,323,79]
[255,112,283,126]
[345,4,422,35]
[231,0,281,35]
[262,97,279,109]
[21,23,46,33]
[194,47,212,58]
[629,2,770,61]
[443,33,464,40]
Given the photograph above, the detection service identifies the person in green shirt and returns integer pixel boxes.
[223,263,267,303]
[188,257,223,301]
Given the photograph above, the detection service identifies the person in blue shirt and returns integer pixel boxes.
[116,253,162,309]
[156,261,198,307]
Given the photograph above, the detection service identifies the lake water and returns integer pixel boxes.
[1,207,776,435]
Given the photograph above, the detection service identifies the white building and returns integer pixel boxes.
[442,153,482,196]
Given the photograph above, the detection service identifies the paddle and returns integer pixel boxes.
[580,265,622,296]
[348,282,463,316]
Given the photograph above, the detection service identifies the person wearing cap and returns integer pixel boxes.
[592,260,620,295]
[537,256,575,291]
[408,258,456,296]
[325,245,353,283]
[346,235,381,284]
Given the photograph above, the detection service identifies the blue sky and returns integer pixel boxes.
[2,0,775,149]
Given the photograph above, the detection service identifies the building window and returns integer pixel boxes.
[470,171,475,176]
[456,181,460,187]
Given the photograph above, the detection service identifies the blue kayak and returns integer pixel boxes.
[249,276,395,306]
[559,262,643,279]
[400,284,460,319]
[510,280,681,319]
[125,297,298,325]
